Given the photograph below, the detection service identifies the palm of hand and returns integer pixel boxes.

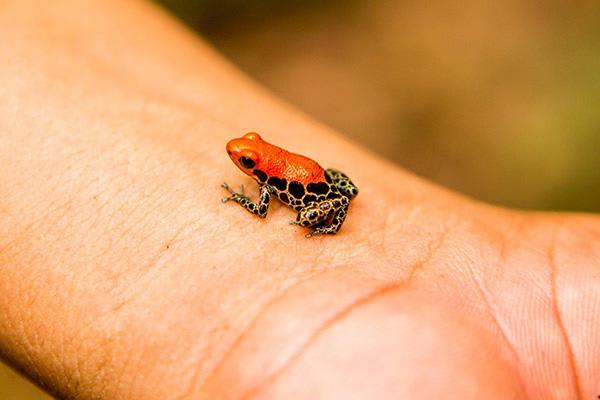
[203,195,599,399]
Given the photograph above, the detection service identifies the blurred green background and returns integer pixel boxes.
[159,0,600,212]
[2,0,599,398]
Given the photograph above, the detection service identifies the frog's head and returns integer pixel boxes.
[226,132,269,179]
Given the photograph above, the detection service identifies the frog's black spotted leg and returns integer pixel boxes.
[292,199,336,228]
[221,182,272,218]
[326,168,359,199]
[305,198,350,238]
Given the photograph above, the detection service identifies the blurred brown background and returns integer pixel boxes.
[160,0,600,212]
[2,0,599,397]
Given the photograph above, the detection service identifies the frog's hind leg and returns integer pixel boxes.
[306,199,350,238]
[291,201,334,228]
[222,182,272,218]
[326,168,359,199]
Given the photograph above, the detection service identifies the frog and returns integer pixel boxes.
[221,132,358,238]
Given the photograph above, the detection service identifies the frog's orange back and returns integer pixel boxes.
[226,132,326,186]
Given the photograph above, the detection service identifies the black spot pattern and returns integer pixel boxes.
[268,176,287,191]
[224,165,357,237]
[279,192,290,204]
[253,169,268,183]
[303,194,317,205]
[327,168,359,200]
[307,182,329,195]
[307,210,319,220]
[288,181,305,198]
[305,201,349,237]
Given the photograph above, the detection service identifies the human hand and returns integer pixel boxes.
[0,1,598,399]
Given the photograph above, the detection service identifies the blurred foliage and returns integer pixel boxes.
[158,0,600,212]
[4,0,600,398]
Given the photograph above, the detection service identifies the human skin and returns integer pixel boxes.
[0,0,599,399]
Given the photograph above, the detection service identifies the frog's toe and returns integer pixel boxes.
[221,182,234,194]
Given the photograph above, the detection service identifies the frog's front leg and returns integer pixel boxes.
[326,168,359,199]
[221,182,272,218]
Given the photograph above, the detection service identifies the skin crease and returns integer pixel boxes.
[0,0,599,399]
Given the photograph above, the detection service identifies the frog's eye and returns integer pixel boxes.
[239,156,256,169]
[243,132,262,141]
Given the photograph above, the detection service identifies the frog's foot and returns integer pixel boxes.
[304,230,322,238]
[221,183,272,218]
[305,227,337,238]
[221,182,247,203]
[305,225,338,238]
[290,218,315,227]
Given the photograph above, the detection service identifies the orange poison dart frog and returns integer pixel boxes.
[222,133,358,238]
